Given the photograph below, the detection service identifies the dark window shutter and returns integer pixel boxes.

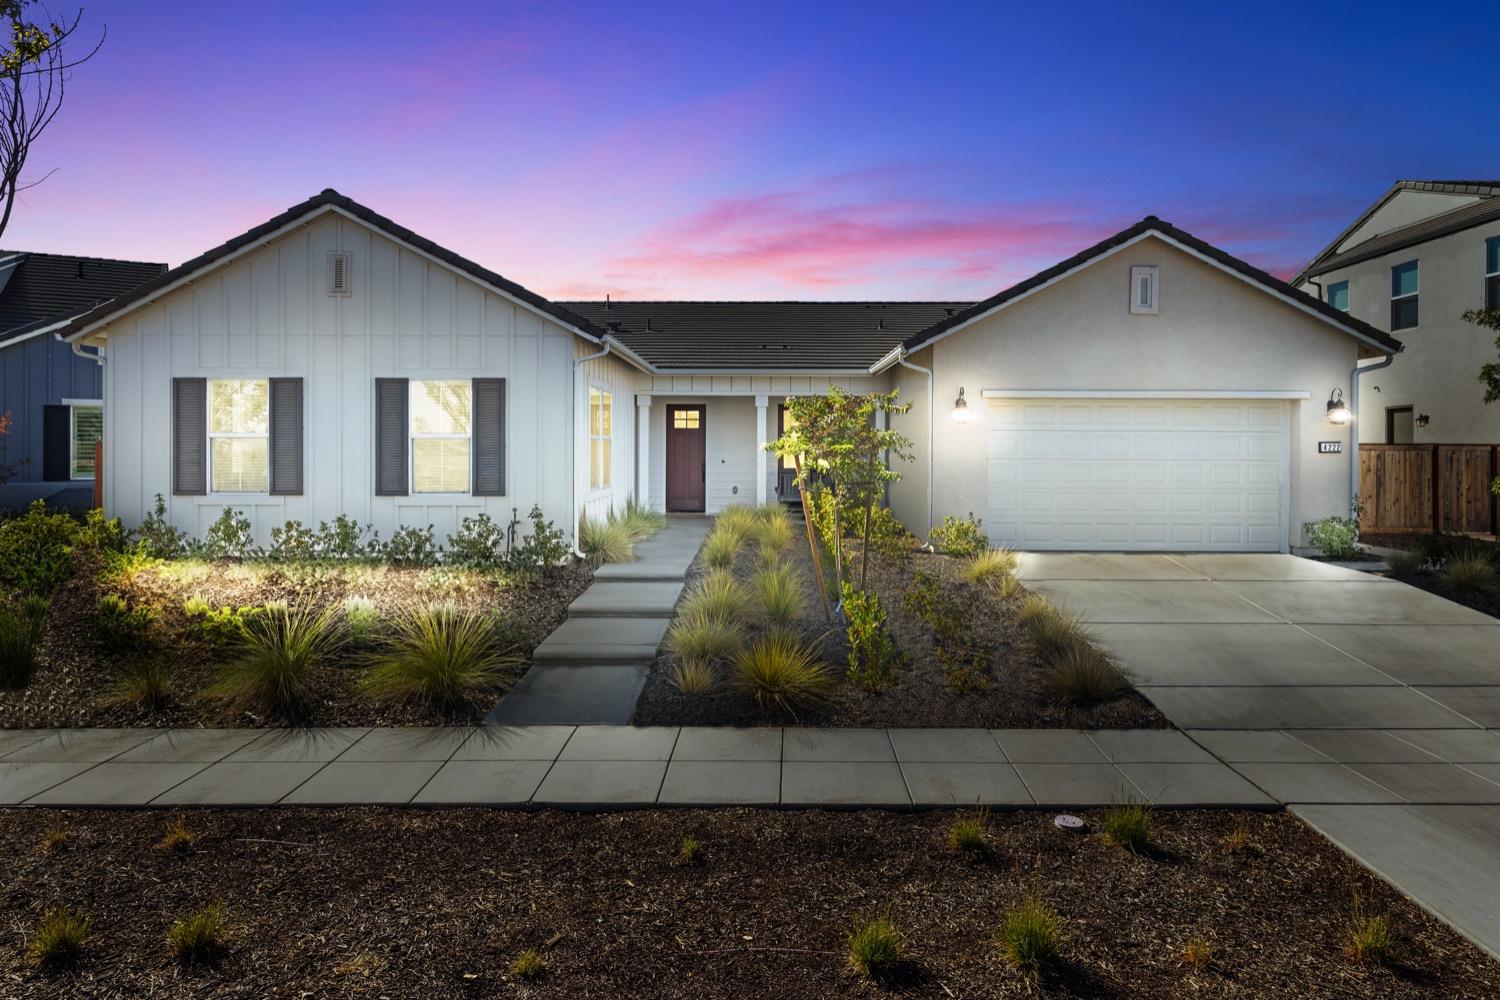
[268,378,304,496]
[472,377,506,496]
[42,405,70,481]
[374,377,408,496]
[172,378,207,495]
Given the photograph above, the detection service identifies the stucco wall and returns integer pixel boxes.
[910,235,1361,548]
[1308,217,1500,445]
[98,212,592,546]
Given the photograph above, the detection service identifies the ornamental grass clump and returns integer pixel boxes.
[733,629,833,712]
[510,948,547,979]
[1043,644,1128,704]
[363,605,522,710]
[28,908,89,969]
[960,548,1018,588]
[109,656,172,710]
[205,601,343,717]
[577,514,634,564]
[678,570,752,626]
[997,897,1061,974]
[1442,550,1498,597]
[167,903,227,965]
[0,598,45,689]
[847,916,903,981]
[1017,595,1091,661]
[670,657,717,695]
[1099,803,1152,854]
[1346,895,1404,966]
[751,504,795,560]
[751,562,806,624]
[618,497,666,541]
[701,528,741,570]
[1383,548,1426,578]
[948,808,990,861]
[665,612,743,663]
[714,504,762,546]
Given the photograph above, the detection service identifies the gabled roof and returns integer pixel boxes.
[58,189,611,345]
[0,251,165,347]
[889,216,1403,365]
[1294,179,1500,283]
[559,300,971,371]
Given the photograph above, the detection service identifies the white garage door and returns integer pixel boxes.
[985,398,1288,551]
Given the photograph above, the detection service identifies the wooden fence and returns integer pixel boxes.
[1359,443,1498,535]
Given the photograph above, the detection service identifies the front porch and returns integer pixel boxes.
[634,393,797,513]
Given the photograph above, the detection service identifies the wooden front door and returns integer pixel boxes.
[665,405,706,512]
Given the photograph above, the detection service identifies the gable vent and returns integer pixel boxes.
[1129,265,1159,314]
[327,252,351,296]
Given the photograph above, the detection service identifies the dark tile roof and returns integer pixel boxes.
[58,189,611,343]
[0,252,165,345]
[898,216,1403,358]
[559,300,972,370]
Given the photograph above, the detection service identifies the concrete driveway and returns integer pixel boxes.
[1019,551,1500,958]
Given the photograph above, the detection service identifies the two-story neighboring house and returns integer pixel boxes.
[1294,180,1500,446]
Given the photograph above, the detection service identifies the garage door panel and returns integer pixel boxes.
[985,398,1286,552]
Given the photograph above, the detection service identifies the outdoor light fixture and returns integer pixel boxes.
[1326,388,1352,425]
[952,386,971,423]
[1415,413,1430,428]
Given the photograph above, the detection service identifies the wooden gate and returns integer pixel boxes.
[1359,444,1498,534]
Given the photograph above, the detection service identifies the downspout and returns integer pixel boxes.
[895,348,936,550]
[1349,351,1398,508]
[571,340,612,558]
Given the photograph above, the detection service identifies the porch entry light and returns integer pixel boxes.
[1325,388,1352,425]
[951,386,971,423]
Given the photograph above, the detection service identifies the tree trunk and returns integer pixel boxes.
[859,496,874,589]
[793,455,832,621]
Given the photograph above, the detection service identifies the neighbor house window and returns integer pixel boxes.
[410,379,470,494]
[1486,237,1499,310]
[1390,260,1419,330]
[209,378,269,492]
[68,402,102,480]
[1327,280,1350,312]
[589,387,612,491]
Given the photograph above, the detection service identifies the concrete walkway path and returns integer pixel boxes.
[484,518,709,725]
[1019,551,1500,959]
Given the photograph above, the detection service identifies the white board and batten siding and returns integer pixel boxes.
[576,345,640,523]
[985,398,1289,551]
[102,213,585,547]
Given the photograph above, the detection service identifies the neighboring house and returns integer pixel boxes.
[58,190,1399,553]
[1294,179,1500,445]
[0,252,167,510]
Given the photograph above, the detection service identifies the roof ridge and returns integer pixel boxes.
[0,249,167,268]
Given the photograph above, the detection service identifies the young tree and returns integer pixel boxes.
[1473,307,1500,495]
[0,2,104,240]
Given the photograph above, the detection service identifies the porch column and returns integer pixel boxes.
[756,393,769,506]
[636,395,653,509]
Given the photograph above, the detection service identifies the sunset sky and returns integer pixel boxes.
[5,0,1496,300]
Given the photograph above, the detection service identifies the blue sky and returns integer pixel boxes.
[4,0,1495,298]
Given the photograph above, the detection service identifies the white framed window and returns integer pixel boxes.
[1327,280,1350,312]
[1390,260,1419,330]
[63,399,102,480]
[208,378,270,493]
[410,379,471,494]
[1129,265,1159,314]
[589,386,613,491]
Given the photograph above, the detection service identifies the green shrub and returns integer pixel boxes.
[133,494,189,560]
[505,506,571,574]
[930,512,986,557]
[618,497,666,542]
[997,897,1061,974]
[1442,551,1498,597]
[861,504,915,561]
[444,513,509,568]
[28,907,89,968]
[1044,644,1128,704]
[109,656,172,709]
[670,657,717,695]
[188,603,265,648]
[578,514,635,564]
[1304,512,1362,560]
[751,562,806,624]
[0,499,80,594]
[679,570,752,625]
[363,605,521,710]
[167,903,227,964]
[847,916,902,980]
[205,602,343,717]
[732,629,833,712]
[343,596,380,644]
[842,583,901,690]
[1383,548,1426,577]
[190,507,257,560]
[960,548,1018,588]
[77,508,127,553]
[88,593,155,654]
[312,514,380,561]
[665,611,743,663]
[1100,803,1152,853]
[0,599,43,689]
[266,520,317,561]
[1347,896,1403,966]
[510,948,547,979]
[948,809,990,861]
[381,524,439,565]
[701,528,741,570]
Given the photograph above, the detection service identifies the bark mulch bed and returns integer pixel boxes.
[635,537,1167,729]
[1362,533,1500,619]
[2,807,1495,998]
[0,556,591,729]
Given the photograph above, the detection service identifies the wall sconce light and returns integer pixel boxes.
[1415,413,1430,428]
[951,386,971,423]
[1326,388,1352,425]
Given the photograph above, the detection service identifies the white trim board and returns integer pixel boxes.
[979,389,1312,400]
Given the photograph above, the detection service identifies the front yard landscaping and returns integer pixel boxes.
[4,806,1496,997]
[1366,532,1500,619]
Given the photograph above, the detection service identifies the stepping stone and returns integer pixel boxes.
[567,580,685,618]
[485,665,648,725]
[531,616,670,664]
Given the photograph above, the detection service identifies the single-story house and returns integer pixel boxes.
[57,189,1402,552]
[0,251,167,510]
